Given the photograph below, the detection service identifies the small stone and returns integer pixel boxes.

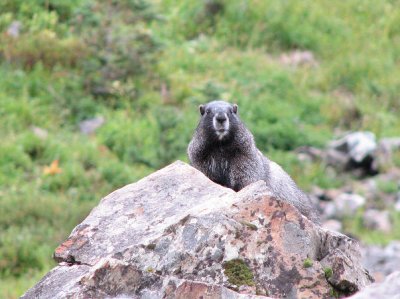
[79,116,105,135]
[325,148,349,169]
[385,241,400,256]
[296,146,324,162]
[322,219,342,232]
[373,137,400,170]
[333,193,366,217]
[379,138,400,152]
[361,241,400,281]
[359,179,378,199]
[31,126,48,139]
[280,50,317,67]
[319,201,337,219]
[6,21,21,38]
[395,198,400,212]
[324,189,342,201]
[363,209,392,233]
[310,186,325,199]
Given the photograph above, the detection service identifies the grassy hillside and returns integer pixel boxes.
[0,0,399,297]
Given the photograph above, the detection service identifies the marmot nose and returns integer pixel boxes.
[215,114,227,123]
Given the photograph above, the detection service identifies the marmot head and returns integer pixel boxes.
[198,100,239,142]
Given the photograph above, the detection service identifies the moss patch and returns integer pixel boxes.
[330,287,341,298]
[324,267,333,279]
[223,259,255,287]
[303,258,313,268]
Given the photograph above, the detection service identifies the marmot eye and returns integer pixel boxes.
[206,109,211,114]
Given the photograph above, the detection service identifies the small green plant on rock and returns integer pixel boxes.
[330,287,341,298]
[223,259,255,287]
[303,258,313,268]
[324,267,333,279]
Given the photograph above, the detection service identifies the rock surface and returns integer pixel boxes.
[348,271,400,299]
[322,219,343,232]
[22,161,373,299]
[327,131,378,176]
[333,193,366,217]
[298,132,400,178]
[363,209,392,233]
[361,241,400,282]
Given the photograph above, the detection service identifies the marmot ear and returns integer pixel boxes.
[233,104,238,114]
[199,104,205,115]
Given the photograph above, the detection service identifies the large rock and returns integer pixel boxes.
[298,133,400,176]
[326,131,378,176]
[22,161,373,299]
[348,271,400,299]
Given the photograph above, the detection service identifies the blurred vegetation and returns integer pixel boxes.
[0,0,399,297]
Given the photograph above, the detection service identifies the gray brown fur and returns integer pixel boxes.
[187,100,320,224]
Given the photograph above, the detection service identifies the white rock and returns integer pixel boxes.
[395,191,400,212]
[363,209,392,233]
[333,193,366,217]
[320,201,337,219]
[361,241,400,281]
[280,50,317,67]
[331,132,377,163]
[7,21,21,38]
[322,219,342,232]
[349,271,400,299]
[79,116,105,135]
[31,126,48,139]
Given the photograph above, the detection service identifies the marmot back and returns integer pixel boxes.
[187,100,320,224]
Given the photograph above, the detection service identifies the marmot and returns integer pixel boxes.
[187,100,320,224]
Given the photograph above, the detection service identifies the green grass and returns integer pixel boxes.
[343,210,400,245]
[0,0,400,297]
[376,179,399,194]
